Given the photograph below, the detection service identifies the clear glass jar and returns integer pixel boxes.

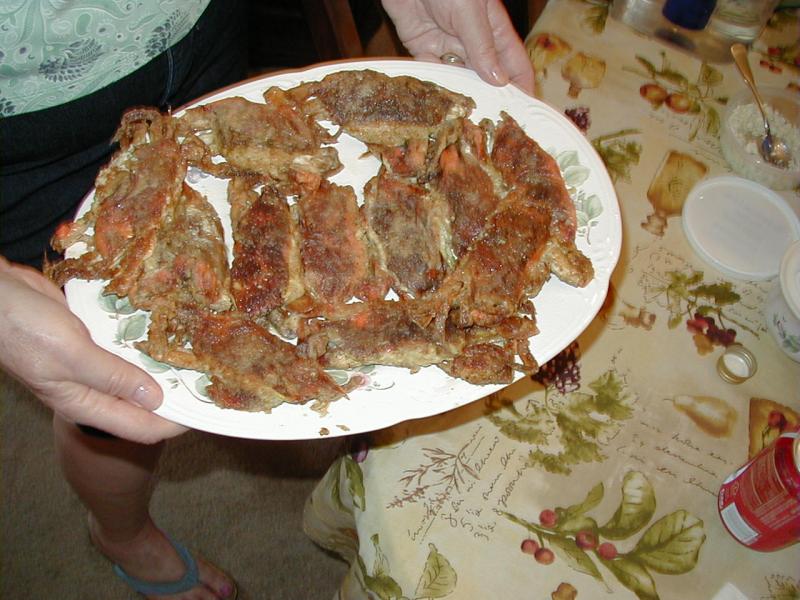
[708,0,781,45]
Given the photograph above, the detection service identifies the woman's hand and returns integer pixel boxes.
[0,257,186,444]
[382,0,535,95]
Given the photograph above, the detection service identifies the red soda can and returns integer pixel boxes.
[718,427,800,552]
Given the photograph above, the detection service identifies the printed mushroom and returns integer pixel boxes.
[561,52,606,98]
[526,32,572,77]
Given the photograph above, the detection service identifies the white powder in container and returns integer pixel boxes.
[727,102,800,171]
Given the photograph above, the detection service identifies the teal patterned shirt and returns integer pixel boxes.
[0,0,210,116]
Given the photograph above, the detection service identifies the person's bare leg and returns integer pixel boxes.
[53,415,235,599]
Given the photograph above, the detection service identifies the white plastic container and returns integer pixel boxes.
[682,176,800,281]
[720,87,800,191]
[765,240,800,362]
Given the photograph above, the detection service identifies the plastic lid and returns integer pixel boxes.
[682,176,800,281]
[780,240,800,321]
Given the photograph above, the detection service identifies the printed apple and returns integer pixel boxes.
[666,93,691,113]
[640,83,667,108]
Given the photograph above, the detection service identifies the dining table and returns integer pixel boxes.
[302,1,800,598]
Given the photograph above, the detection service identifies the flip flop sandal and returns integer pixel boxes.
[112,536,237,599]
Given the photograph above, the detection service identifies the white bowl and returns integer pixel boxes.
[720,87,800,191]
[764,240,800,362]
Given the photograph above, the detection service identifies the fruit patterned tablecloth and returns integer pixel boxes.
[303,2,800,598]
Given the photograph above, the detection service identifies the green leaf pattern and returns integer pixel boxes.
[578,0,611,33]
[632,510,705,575]
[116,313,147,342]
[563,164,591,188]
[602,556,659,600]
[552,149,604,245]
[548,534,607,585]
[344,455,367,511]
[354,537,457,600]
[99,293,137,315]
[194,374,212,396]
[599,471,656,540]
[591,129,642,183]
[415,544,458,599]
[138,352,171,374]
[561,482,604,522]
[503,471,705,599]
[488,370,634,475]
[358,552,405,600]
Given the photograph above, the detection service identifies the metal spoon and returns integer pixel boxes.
[730,42,791,169]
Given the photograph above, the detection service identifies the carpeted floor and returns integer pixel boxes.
[1,372,350,600]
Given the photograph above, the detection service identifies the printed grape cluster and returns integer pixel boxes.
[531,341,581,394]
[686,312,736,348]
[564,107,591,134]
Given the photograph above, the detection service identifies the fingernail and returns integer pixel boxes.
[491,68,509,86]
[132,384,160,409]
[220,583,234,597]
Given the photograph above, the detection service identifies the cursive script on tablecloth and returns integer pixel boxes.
[610,418,735,498]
